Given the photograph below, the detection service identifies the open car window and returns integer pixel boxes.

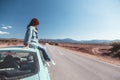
[0,50,38,79]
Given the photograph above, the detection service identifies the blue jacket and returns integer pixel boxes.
[24,26,51,61]
[24,26,39,46]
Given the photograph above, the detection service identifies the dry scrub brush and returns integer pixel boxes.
[109,42,120,58]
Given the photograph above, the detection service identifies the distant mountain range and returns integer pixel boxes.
[0,38,119,44]
[40,38,120,44]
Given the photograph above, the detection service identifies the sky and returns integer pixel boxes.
[0,0,120,40]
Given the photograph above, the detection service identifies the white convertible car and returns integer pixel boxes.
[0,46,50,80]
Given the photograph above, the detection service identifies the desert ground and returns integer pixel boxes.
[54,43,120,66]
[0,39,120,66]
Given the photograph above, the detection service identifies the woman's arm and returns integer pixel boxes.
[24,26,33,48]
[28,26,33,44]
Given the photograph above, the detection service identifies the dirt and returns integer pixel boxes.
[57,43,120,66]
[0,42,120,66]
[0,43,24,48]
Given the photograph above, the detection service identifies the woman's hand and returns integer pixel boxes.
[23,44,29,49]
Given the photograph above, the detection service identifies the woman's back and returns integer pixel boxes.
[24,26,39,46]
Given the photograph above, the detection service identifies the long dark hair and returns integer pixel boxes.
[27,18,39,29]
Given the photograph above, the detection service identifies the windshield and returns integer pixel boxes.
[0,50,38,79]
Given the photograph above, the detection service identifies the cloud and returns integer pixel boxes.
[7,26,12,28]
[0,31,9,35]
[1,24,12,29]
[2,27,8,29]
[2,26,12,29]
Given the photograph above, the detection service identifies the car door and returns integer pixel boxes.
[38,50,50,80]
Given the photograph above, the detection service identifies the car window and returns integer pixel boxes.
[0,50,38,79]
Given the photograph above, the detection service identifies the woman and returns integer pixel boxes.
[24,18,51,61]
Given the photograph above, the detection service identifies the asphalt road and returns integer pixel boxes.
[46,44,120,80]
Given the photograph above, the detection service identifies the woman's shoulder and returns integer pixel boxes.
[28,26,35,29]
[28,26,37,32]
